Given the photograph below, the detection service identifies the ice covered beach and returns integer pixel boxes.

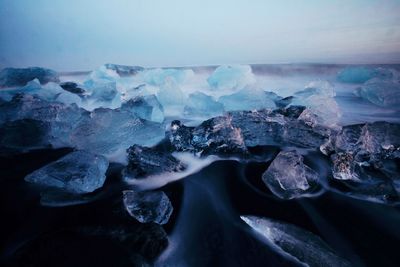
[1,63,400,267]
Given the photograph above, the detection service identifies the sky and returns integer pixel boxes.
[0,0,400,71]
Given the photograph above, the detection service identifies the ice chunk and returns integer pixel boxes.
[355,79,400,108]
[326,121,400,201]
[142,68,194,86]
[292,81,341,128]
[0,94,86,147]
[337,66,393,83]
[81,66,122,109]
[0,67,59,88]
[0,119,52,154]
[83,80,121,109]
[0,78,42,101]
[218,88,276,111]
[104,63,144,76]
[87,65,120,83]
[330,152,360,181]
[40,82,82,106]
[25,150,109,194]
[262,151,319,199]
[295,81,336,98]
[121,95,164,123]
[0,79,81,106]
[157,79,186,115]
[123,144,186,179]
[70,108,165,155]
[169,109,332,154]
[123,190,173,225]
[241,216,351,267]
[183,92,224,118]
[207,65,255,90]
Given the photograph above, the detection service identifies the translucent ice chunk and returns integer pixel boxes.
[123,190,173,225]
[241,216,351,267]
[218,88,276,111]
[207,65,255,90]
[121,95,164,123]
[355,79,400,108]
[0,67,59,88]
[292,81,341,128]
[0,119,52,154]
[262,151,319,199]
[83,80,121,110]
[157,79,186,115]
[337,66,393,83]
[183,92,224,118]
[142,68,194,86]
[70,108,165,155]
[0,94,86,147]
[25,150,109,194]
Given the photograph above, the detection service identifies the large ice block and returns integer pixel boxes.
[25,150,109,194]
[207,65,255,90]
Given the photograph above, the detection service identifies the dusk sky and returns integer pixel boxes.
[1,0,400,71]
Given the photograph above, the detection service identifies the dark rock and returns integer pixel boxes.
[60,81,86,95]
[274,95,294,108]
[0,67,59,88]
[8,229,149,267]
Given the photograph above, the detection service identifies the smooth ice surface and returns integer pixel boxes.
[183,92,224,118]
[0,119,52,154]
[241,216,351,267]
[0,79,82,106]
[355,79,400,108]
[337,67,393,83]
[262,151,319,199]
[70,108,165,155]
[25,150,109,194]
[121,95,164,123]
[0,67,59,88]
[157,79,186,115]
[218,88,276,111]
[123,190,173,225]
[0,94,85,148]
[142,68,194,86]
[207,65,255,90]
[292,81,341,128]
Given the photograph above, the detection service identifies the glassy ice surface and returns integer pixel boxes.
[70,108,165,155]
[2,63,400,266]
[123,190,173,225]
[25,150,109,194]
[184,91,224,118]
[218,88,276,111]
[262,151,319,199]
[337,66,393,84]
[120,95,164,123]
[241,216,351,267]
[207,65,255,90]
